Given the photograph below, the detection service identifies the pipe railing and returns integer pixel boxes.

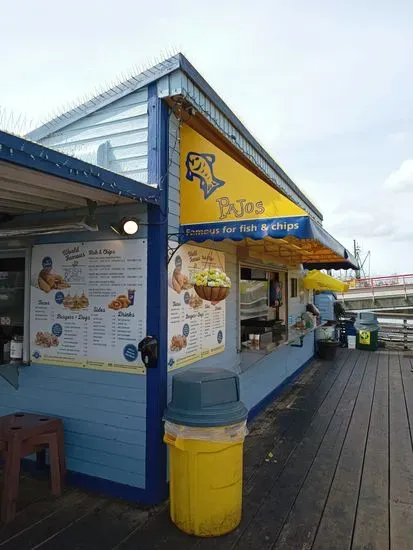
[352,274,413,290]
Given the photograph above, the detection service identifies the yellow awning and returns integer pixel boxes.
[303,270,350,293]
[179,125,358,270]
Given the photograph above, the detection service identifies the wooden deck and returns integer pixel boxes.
[1,349,413,549]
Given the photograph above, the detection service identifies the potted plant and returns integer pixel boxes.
[191,268,231,302]
[317,326,338,360]
[317,337,338,360]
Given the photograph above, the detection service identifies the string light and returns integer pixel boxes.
[0,143,160,204]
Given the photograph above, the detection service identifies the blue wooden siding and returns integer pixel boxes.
[240,333,314,411]
[38,89,149,184]
[0,366,146,488]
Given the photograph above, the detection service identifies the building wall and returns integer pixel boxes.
[0,204,148,490]
[239,333,314,412]
[166,111,314,411]
[38,88,149,184]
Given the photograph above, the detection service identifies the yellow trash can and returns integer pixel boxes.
[164,368,248,537]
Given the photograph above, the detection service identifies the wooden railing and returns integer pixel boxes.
[376,312,413,351]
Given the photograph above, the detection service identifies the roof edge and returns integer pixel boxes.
[27,53,321,219]
[176,54,322,221]
[27,56,181,142]
[0,130,160,205]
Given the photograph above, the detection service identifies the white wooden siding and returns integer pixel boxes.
[168,112,180,233]
[39,89,149,184]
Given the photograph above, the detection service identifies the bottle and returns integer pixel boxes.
[2,339,11,363]
[10,334,23,363]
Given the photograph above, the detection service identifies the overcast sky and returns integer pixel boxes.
[1,0,412,276]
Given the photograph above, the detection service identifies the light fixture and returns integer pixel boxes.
[110,217,139,236]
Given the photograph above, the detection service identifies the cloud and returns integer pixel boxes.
[327,210,397,239]
[387,132,406,145]
[384,160,413,191]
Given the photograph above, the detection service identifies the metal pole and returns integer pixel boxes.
[404,318,408,351]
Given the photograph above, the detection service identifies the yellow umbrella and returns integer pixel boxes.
[303,270,350,293]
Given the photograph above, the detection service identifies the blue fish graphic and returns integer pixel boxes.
[185,152,225,199]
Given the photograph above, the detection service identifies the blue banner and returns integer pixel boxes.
[180,216,311,242]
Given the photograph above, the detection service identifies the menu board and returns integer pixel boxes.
[30,240,147,374]
[168,244,226,371]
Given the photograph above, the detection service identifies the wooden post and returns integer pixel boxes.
[403,318,408,351]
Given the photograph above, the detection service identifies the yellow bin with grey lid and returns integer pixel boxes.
[164,367,248,537]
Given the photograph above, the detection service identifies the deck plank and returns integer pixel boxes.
[351,352,390,550]
[233,350,362,549]
[389,353,413,550]
[273,351,371,550]
[0,484,83,543]
[310,352,378,550]
[0,492,106,550]
[34,499,150,550]
[400,354,413,450]
[242,359,327,483]
[119,353,350,550]
[2,350,413,550]
[243,359,334,463]
[192,351,352,550]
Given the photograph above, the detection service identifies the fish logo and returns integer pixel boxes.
[185,152,225,199]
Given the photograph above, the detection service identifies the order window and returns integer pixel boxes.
[240,266,288,354]
[290,277,298,298]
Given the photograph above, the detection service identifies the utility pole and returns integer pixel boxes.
[353,240,371,280]
[354,240,361,280]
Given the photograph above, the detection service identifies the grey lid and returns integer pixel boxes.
[354,311,379,329]
[164,367,248,427]
[356,312,378,323]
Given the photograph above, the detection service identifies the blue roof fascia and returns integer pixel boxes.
[0,131,160,205]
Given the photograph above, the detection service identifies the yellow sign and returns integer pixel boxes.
[180,125,306,225]
[37,357,146,375]
[359,330,371,345]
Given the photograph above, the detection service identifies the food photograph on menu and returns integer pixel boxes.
[30,240,147,374]
[167,243,227,371]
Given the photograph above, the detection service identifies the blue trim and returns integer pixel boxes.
[19,459,148,502]
[145,83,169,504]
[181,217,309,242]
[180,217,355,266]
[0,130,160,205]
[247,355,315,422]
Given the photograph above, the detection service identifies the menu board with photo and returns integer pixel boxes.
[30,240,147,374]
[168,244,226,371]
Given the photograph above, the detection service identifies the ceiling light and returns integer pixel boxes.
[111,218,139,236]
[123,219,139,235]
